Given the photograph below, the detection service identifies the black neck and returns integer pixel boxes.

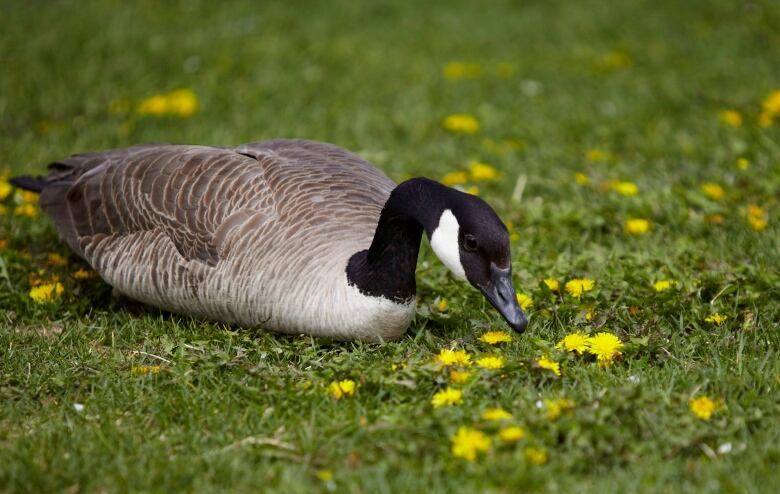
[346,178,445,302]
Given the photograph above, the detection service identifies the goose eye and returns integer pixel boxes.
[463,234,478,252]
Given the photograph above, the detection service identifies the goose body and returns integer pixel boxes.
[16,139,527,341]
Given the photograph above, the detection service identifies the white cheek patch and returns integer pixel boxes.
[430,209,467,280]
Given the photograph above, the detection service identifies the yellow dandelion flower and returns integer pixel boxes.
[468,161,499,181]
[71,268,95,280]
[704,313,728,325]
[574,172,590,185]
[442,114,480,134]
[431,387,463,408]
[543,278,560,292]
[746,205,768,231]
[476,355,505,370]
[544,398,575,421]
[586,332,623,367]
[14,204,38,218]
[435,349,472,367]
[689,395,718,420]
[0,179,12,201]
[328,379,356,400]
[29,282,64,303]
[315,470,333,482]
[524,447,548,465]
[499,426,525,442]
[437,299,448,312]
[624,218,651,235]
[18,190,39,205]
[441,171,468,186]
[718,109,742,128]
[136,95,168,116]
[611,181,639,196]
[451,426,491,462]
[585,308,596,321]
[479,331,512,345]
[131,365,161,375]
[736,158,749,170]
[585,149,608,162]
[481,407,513,421]
[536,356,560,377]
[166,89,198,117]
[449,369,472,383]
[653,280,676,292]
[443,62,482,80]
[701,183,725,201]
[556,332,589,354]
[515,293,533,310]
[45,253,68,267]
[565,278,595,299]
[748,216,768,231]
[761,89,780,116]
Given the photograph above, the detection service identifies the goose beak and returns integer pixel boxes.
[479,263,528,333]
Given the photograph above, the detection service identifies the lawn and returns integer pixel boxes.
[1,0,780,492]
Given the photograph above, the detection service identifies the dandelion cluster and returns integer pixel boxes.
[432,387,463,408]
[328,379,356,400]
[136,89,198,117]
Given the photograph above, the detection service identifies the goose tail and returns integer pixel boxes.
[9,175,46,193]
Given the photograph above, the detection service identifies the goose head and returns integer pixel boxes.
[426,189,528,333]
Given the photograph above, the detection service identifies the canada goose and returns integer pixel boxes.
[11,139,527,341]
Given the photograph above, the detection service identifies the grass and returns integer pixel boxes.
[1,0,779,491]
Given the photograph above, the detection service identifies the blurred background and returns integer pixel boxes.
[2,0,778,184]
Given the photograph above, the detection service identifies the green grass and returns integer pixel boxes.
[2,0,780,492]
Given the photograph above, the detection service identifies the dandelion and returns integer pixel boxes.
[543,278,560,292]
[624,218,650,235]
[476,355,505,370]
[442,114,480,134]
[536,356,560,377]
[499,426,525,442]
[71,268,94,280]
[431,387,463,408]
[29,282,64,303]
[759,89,780,127]
[18,190,39,205]
[451,426,491,462]
[701,183,724,201]
[574,172,590,185]
[585,149,608,162]
[328,379,356,400]
[704,313,728,325]
[481,407,513,421]
[544,398,574,420]
[137,89,198,118]
[449,369,472,383]
[524,447,548,465]
[556,332,589,354]
[0,178,11,201]
[689,395,718,420]
[746,205,768,231]
[718,109,742,128]
[45,253,68,267]
[315,470,333,482]
[441,171,468,186]
[479,331,512,345]
[736,158,750,170]
[435,349,472,367]
[14,204,38,218]
[437,299,448,311]
[131,365,161,375]
[586,332,623,367]
[585,308,596,321]
[443,62,482,80]
[653,280,676,292]
[514,293,534,311]
[611,181,639,196]
[468,161,499,181]
[565,278,595,299]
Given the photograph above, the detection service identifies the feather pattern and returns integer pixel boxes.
[38,140,415,341]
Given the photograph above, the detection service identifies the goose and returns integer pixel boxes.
[11,139,527,341]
